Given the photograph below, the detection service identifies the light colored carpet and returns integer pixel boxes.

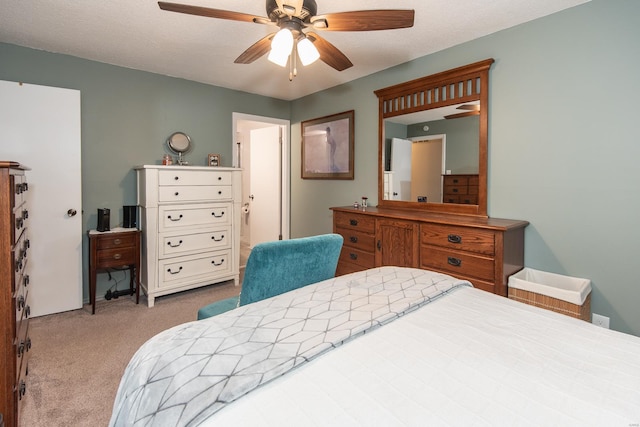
[19,279,241,427]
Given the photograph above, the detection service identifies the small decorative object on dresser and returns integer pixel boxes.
[208,153,221,167]
[135,165,242,307]
[1,161,32,427]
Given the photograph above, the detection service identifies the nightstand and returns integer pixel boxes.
[87,228,141,314]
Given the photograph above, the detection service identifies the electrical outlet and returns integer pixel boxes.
[592,313,610,329]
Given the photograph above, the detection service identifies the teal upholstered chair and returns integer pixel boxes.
[197,233,344,320]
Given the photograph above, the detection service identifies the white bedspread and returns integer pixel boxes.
[208,284,640,426]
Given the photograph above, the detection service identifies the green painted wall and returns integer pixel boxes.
[2,0,639,336]
[289,0,640,335]
[0,43,290,304]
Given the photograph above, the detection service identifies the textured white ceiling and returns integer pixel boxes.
[0,0,590,101]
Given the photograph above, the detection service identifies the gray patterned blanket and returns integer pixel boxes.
[110,267,471,426]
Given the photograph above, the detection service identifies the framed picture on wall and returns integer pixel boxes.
[208,153,221,167]
[301,110,354,180]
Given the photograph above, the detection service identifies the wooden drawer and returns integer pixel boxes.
[443,175,469,186]
[158,169,231,186]
[96,247,137,268]
[458,195,478,204]
[444,185,468,195]
[96,233,137,250]
[420,223,495,256]
[159,185,232,203]
[421,245,494,282]
[159,203,231,231]
[334,211,375,234]
[336,226,375,252]
[339,246,375,269]
[159,227,231,258]
[159,250,232,287]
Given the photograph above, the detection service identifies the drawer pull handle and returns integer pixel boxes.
[211,235,224,242]
[349,253,358,260]
[113,253,122,260]
[453,179,459,184]
[452,188,459,193]
[24,274,30,286]
[18,295,25,310]
[18,341,25,357]
[211,211,225,218]
[212,258,225,266]
[25,305,31,318]
[217,176,222,180]
[349,219,358,226]
[349,236,358,243]
[447,234,462,244]
[377,240,381,251]
[174,176,179,180]
[167,266,183,275]
[167,240,183,247]
[174,192,179,196]
[114,238,121,245]
[19,380,26,400]
[168,214,183,221]
[218,190,223,195]
[447,257,462,267]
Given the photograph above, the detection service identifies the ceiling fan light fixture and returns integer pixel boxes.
[297,37,320,66]
[268,28,294,67]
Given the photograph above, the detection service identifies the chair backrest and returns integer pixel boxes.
[238,233,344,307]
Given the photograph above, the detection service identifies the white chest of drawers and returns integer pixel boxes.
[136,165,241,307]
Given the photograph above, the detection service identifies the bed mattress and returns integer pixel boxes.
[209,282,640,426]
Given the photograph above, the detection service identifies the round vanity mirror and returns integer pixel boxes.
[167,131,192,165]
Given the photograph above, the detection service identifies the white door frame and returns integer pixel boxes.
[232,112,290,241]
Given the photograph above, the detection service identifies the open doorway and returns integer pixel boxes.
[232,113,290,267]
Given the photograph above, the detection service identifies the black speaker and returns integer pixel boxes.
[97,208,110,232]
[123,205,137,229]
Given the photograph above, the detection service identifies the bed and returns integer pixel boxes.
[110,267,640,426]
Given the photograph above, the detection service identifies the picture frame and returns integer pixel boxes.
[301,110,354,180]
[208,153,221,167]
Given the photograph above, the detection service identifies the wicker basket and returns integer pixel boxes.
[508,268,591,321]
[508,287,591,321]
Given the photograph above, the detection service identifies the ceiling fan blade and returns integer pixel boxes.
[307,32,353,71]
[234,34,274,64]
[457,104,480,111]
[311,10,414,31]
[445,111,480,120]
[158,1,264,23]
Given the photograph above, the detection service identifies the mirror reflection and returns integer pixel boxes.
[382,101,480,204]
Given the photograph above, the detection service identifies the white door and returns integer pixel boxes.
[0,80,83,317]
[390,137,412,200]
[249,126,281,246]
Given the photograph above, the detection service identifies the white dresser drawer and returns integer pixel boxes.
[159,227,231,258]
[159,185,232,203]
[159,203,231,231]
[158,169,231,186]
[159,250,232,287]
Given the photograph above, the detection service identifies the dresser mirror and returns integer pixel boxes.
[374,59,494,217]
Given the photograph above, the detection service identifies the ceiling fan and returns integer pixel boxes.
[158,1,414,79]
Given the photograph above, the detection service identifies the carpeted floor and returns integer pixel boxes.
[19,279,241,427]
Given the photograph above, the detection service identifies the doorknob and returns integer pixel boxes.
[67,209,77,217]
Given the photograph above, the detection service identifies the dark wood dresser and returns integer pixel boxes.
[443,174,479,204]
[88,228,141,314]
[332,206,528,296]
[1,161,31,427]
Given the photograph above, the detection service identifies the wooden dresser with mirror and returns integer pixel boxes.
[332,59,528,296]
